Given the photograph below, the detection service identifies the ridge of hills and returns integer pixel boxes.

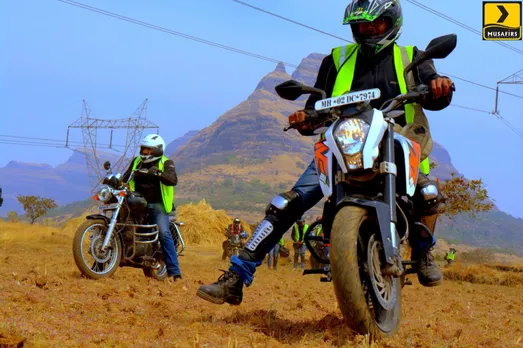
[2,54,522,255]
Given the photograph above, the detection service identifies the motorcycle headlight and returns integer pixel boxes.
[96,185,113,203]
[334,119,370,170]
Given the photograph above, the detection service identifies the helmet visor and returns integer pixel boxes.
[140,146,153,156]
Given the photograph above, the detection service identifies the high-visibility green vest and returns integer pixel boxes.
[328,43,430,175]
[447,251,456,260]
[293,223,309,242]
[314,225,323,236]
[278,237,285,246]
[128,156,174,214]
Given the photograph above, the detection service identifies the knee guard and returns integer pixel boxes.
[416,177,443,216]
[241,190,303,261]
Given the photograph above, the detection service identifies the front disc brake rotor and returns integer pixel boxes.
[90,234,112,263]
[367,234,396,310]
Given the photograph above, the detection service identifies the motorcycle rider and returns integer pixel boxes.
[222,218,248,260]
[197,0,453,305]
[291,217,309,271]
[122,134,182,281]
[445,247,457,265]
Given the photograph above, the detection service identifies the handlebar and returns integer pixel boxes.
[285,83,456,128]
[382,83,455,117]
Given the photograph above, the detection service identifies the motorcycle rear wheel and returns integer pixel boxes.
[330,206,401,339]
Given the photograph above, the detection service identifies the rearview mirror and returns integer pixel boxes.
[424,34,457,59]
[275,80,306,101]
[275,80,327,101]
[103,161,111,170]
[403,34,457,90]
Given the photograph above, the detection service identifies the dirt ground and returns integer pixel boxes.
[1,225,522,347]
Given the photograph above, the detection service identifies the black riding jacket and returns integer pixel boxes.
[122,157,178,204]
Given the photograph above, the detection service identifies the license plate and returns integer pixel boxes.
[314,88,381,111]
[99,203,119,210]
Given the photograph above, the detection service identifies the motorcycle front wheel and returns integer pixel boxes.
[72,219,122,279]
[330,206,401,339]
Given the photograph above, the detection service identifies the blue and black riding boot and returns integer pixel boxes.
[411,214,443,287]
[196,269,244,305]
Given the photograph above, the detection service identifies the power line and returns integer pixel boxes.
[0,139,126,150]
[449,104,490,114]
[0,141,64,149]
[230,0,523,140]
[0,134,126,148]
[404,0,523,56]
[498,68,523,84]
[56,0,522,139]
[232,0,523,101]
[57,0,523,101]
[232,0,353,43]
[56,0,297,68]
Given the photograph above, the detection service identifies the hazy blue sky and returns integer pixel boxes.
[1,0,522,218]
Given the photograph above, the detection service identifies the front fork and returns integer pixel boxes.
[101,196,124,252]
[382,118,403,275]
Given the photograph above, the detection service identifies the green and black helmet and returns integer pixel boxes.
[343,0,403,55]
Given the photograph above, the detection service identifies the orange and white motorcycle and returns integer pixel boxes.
[275,34,456,338]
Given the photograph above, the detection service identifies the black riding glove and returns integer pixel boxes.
[147,166,161,177]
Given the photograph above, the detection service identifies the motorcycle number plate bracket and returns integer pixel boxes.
[99,203,119,210]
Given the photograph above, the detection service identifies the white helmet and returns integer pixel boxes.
[139,134,165,163]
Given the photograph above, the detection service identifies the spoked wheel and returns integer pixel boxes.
[331,206,401,339]
[367,235,397,310]
[72,219,122,279]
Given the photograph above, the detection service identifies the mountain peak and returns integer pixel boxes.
[165,130,200,157]
[291,52,326,87]
[252,62,292,96]
[274,61,286,73]
[4,160,52,170]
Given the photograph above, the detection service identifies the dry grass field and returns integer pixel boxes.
[1,204,522,347]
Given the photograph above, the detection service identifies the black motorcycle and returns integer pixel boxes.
[72,160,185,280]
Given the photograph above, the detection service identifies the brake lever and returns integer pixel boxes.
[283,113,332,132]
[284,121,305,132]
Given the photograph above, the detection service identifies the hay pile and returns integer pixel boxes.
[62,213,90,236]
[443,263,523,288]
[56,199,250,246]
[177,200,251,245]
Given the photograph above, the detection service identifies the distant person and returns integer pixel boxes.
[0,187,3,207]
[122,134,182,282]
[222,218,248,260]
[291,217,309,271]
[445,248,457,265]
[267,237,285,270]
